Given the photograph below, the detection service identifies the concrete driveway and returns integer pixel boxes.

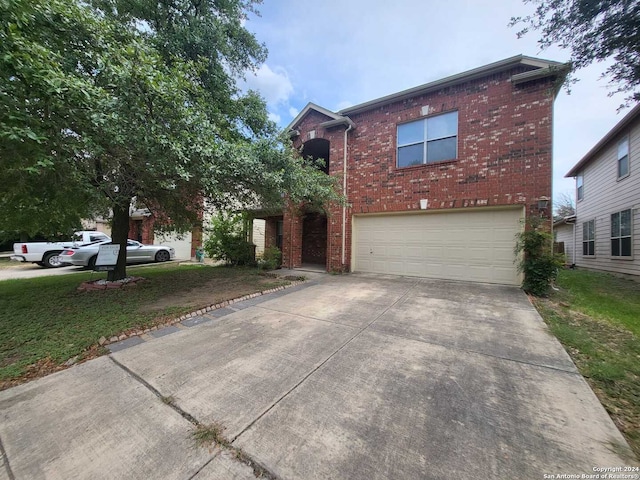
[0,274,635,479]
[0,263,82,281]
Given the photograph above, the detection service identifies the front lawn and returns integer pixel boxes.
[532,269,640,459]
[0,264,289,388]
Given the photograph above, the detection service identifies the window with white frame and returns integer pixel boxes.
[397,111,458,167]
[582,220,595,256]
[611,209,632,257]
[618,137,629,179]
[577,174,584,201]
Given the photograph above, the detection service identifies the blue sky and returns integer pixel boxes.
[241,0,631,208]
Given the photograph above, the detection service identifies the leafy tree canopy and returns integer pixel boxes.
[0,0,339,279]
[511,0,640,104]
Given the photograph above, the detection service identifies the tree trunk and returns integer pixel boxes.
[108,202,131,281]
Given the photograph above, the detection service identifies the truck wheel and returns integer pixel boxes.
[43,252,64,268]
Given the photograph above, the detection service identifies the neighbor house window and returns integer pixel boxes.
[397,111,458,167]
[582,220,595,256]
[577,174,584,201]
[611,209,632,257]
[618,137,629,179]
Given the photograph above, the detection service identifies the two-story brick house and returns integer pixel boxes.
[565,104,640,277]
[256,55,567,285]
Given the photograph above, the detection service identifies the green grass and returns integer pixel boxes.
[0,264,288,383]
[552,269,640,336]
[533,269,640,459]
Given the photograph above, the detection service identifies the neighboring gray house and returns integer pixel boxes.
[565,104,640,277]
[553,215,576,265]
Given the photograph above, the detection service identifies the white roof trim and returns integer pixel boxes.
[338,55,567,115]
[287,103,342,131]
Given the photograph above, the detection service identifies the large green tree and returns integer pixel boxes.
[511,0,640,104]
[1,0,339,280]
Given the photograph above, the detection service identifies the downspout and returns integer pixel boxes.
[341,123,353,266]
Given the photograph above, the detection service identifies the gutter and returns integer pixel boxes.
[339,55,566,116]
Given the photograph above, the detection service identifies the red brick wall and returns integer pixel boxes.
[291,68,555,272]
[129,216,155,244]
[191,225,203,258]
[282,210,303,268]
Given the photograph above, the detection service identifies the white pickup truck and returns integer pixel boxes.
[11,231,111,268]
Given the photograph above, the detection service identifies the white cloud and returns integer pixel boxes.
[268,112,281,124]
[242,64,293,108]
[288,106,299,118]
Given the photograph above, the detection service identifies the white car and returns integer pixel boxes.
[11,231,111,268]
[59,240,175,268]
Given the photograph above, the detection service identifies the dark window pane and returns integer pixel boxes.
[426,137,457,162]
[612,239,620,256]
[621,237,632,256]
[619,155,629,177]
[397,144,424,167]
[584,241,595,256]
[577,185,583,201]
[621,209,631,236]
[583,223,588,241]
[398,121,424,145]
[611,212,620,237]
[589,221,595,239]
[427,111,458,140]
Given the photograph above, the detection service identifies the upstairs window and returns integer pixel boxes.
[618,137,629,179]
[577,174,584,201]
[582,220,595,256]
[397,111,458,168]
[611,209,632,257]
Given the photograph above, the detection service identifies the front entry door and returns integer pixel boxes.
[301,213,327,265]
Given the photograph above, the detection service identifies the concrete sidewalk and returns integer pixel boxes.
[0,274,636,479]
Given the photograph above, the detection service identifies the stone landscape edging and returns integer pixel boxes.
[98,278,306,346]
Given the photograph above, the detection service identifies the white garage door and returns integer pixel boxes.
[353,208,523,285]
[154,231,193,260]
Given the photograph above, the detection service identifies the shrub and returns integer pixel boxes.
[258,246,281,270]
[515,216,564,296]
[204,213,255,266]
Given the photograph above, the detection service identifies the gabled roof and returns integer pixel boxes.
[287,102,347,132]
[338,55,568,115]
[565,103,640,178]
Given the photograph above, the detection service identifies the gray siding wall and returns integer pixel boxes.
[574,117,640,276]
[555,223,575,264]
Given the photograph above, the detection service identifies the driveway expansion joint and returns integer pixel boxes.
[372,327,581,375]
[0,435,15,480]
[108,356,281,480]
[230,280,422,443]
